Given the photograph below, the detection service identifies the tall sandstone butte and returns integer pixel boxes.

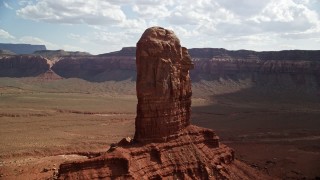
[58,27,273,179]
[135,27,193,142]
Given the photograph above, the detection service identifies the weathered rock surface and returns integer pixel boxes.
[59,126,271,179]
[134,27,194,142]
[57,27,272,179]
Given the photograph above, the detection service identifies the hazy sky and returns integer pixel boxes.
[0,0,319,54]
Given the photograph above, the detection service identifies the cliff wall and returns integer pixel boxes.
[51,56,135,81]
[0,48,319,94]
[0,55,50,77]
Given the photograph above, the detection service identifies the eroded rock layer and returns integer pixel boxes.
[59,126,271,179]
[57,27,272,179]
[134,27,194,142]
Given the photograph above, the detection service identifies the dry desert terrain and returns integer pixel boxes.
[0,77,319,179]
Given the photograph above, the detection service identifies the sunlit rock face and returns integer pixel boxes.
[134,27,194,142]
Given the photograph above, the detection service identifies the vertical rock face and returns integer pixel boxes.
[0,55,50,77]
[135,27,194,142]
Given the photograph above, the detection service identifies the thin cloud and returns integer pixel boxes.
[3,1,13,10]
[16,0,126,25]
[0,29,15,39]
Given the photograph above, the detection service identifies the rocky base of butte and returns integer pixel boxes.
[59,126,271,179]
[57,27,272,179]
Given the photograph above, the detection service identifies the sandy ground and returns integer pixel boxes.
[0,83,320,179]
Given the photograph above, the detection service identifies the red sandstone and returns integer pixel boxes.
[57,27,273,179]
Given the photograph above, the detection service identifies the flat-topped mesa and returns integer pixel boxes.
[134,27,194,142]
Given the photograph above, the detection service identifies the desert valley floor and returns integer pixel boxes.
[0,77,320,179]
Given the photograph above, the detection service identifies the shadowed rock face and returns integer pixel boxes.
[57,27,272,180]
[135,27,194,142]
[52,56,136,82]
[0,55,50,77]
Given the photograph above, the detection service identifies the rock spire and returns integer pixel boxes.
[57,27,272,180]
[135,27,194,142]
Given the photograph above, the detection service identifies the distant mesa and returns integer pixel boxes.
[0,43,46,54]
[99,46,320,62]
[34,49,91,58]
[98,47,136,57]
[0,40,319,89]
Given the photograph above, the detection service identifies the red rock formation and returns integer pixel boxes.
[134,27,194,142]
[57,27,273,179]
[58,125,272,179]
